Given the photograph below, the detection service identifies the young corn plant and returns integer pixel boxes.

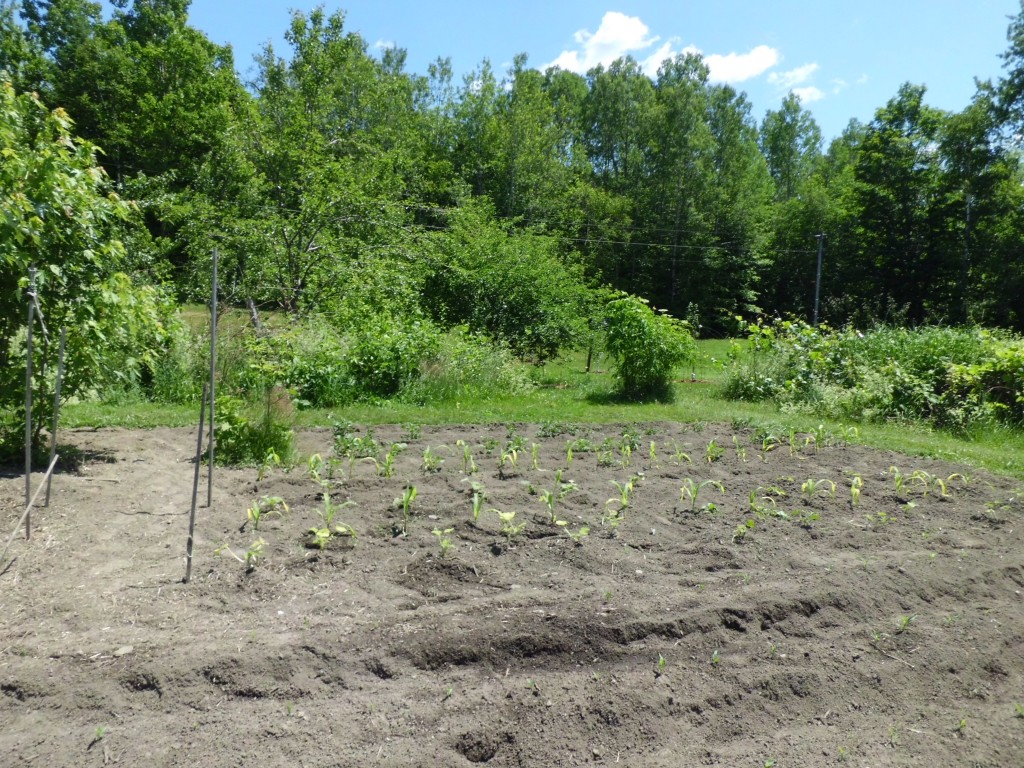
[850,475,864,507]
[470,489,487,524]
[530,443,541,471]
[556,520,590,543]
[669,441,692,465]
[496,509,526,543]
[455,440,478,474]
[498,448,520,478]
[364,442,406,477]
[432,527,455,558]
[679,479,725,512]
[731,435,747,462]
[257,448,282,481]
[215,538,267,572]
[801,478,836,500]
[889,466,906,497]
[246,495,289,531]
[704,439,724,464]
[308,492,357,549]
[538,478,576,524]
[394,485,419,535]
[421,446,445,473]
[732,518,757,543]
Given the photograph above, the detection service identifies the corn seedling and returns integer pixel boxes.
[894,614,917,634]
[850,475,864,507]
[530,443,540,470]
[793,509,820,529]
[733,519,756,542]
[656,653,667,677]
[401,422,422,441]
[556,520,590,543]
[432,527,455,558]
[801,478,836,499]
[837,746,850,762]
[607,476,638,514]
[619,443,632,468]
[363,442,406,477]
[538,479,576,524]
[421,446,444,473]
[258,448,282,481]
[394,485,419,535]
[565,443,574,467]
[649,441,658,466]
[953,717,968,737]
[680,478,725,512]
[307,453,327,485]
[308,492,357,549]
[910,469,963,497]
[455,440,477,474]
[470,490,486,524]
[669,441,692,465]
[889,466,906,496]
[731,435,747,462]
[498,448,519,477]
[705,439,724,464]
[1013,703,1024,718]
[215,538,266,571]
[711,649,721,666]
[496,509,526,542]
[246,495,289,531]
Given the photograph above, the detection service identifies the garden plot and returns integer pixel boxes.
[1,422,1022,767]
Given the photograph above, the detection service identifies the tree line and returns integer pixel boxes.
[4,0,1024,335]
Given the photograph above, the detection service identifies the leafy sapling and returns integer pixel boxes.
[496,509,526,542]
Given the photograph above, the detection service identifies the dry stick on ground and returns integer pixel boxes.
[1,454,59,565]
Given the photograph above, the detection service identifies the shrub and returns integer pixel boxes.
[213,392,294,466]
[400,327,531,404]
[603,294,696,401]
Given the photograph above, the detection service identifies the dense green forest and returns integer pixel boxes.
[5,0,1024,434]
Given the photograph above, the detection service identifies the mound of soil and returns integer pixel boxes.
[1,422,1022,766]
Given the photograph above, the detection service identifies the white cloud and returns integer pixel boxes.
[545,11,658,72]
[543,13,778,84]
[767,62,819,90]
[792,86,825,103]
[832,78,848,95]
[703,45,780,83]
[857,73,869,85]
[373,39,396,51]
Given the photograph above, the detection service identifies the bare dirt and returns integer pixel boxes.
[1,421,1023,767]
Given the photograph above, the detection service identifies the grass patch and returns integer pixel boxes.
[60,341,1024,479]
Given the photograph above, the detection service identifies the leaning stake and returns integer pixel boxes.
[45,327,67,507]
[185,382,209,584]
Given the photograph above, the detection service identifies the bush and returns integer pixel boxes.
[724,318,1020,430]
[400,327,531,404]
[603,294,696,401]
[213,392,294,466]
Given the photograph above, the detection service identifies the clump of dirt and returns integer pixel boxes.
[1,422,1022,766]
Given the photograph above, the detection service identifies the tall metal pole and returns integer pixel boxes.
[813,234,824,326]
[207,249,218,507]
[24,267,36,523]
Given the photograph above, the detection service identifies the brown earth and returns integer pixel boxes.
[1,421,1023,767]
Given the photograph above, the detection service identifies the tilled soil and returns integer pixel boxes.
[1,422,1022,767]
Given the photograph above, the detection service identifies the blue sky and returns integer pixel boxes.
[178,0,1019,141]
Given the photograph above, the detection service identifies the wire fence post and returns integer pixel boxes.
[45,326,67,507]
[24,267,36,532]
[207,248,218,507]
[185,382,209,584]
